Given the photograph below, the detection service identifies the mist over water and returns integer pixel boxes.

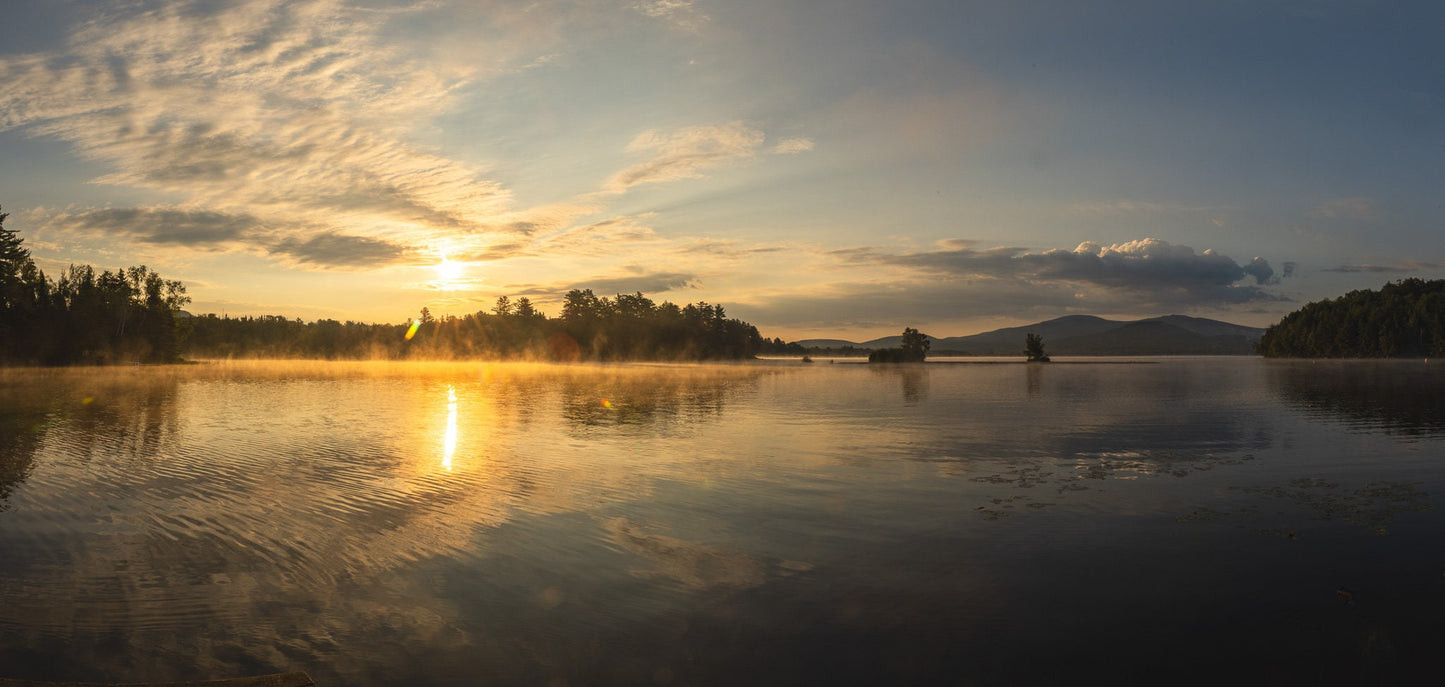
[1,359,1442,684]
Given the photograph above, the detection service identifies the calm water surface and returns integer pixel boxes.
[1,358,1442,685]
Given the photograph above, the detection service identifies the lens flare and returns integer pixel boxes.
[601,398,612,408]
[405,320,421,341]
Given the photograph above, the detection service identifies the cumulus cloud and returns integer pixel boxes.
[838,238,1286,306]
[606,122,766,192]
[737,278,1086,331]
[1242,256,1276,285]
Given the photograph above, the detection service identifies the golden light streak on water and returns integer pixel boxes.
[444,385,457,471]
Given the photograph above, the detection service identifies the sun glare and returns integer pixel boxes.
[436,257,464,286]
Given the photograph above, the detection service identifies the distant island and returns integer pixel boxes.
[1258,278,1445,358]
[796,314,1265,357]
[867,327,930,363]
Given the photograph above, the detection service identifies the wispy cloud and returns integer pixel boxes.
[769,137,815,155]
[1323,260,1443,274]
[606,122,768,193]
[0,0,531,264]
[39,207,261,247]
[1067,200,1219,218]
[1,1,816,287]
[538,213,664,254]
[1308,197,1377,221]
[511,268,700,297]
[270,232,415,269]
[631,0,709,32]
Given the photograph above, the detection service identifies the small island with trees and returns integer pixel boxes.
[868,327,931,363]
[1024,333,1050,362]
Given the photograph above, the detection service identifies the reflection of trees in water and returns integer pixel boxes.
[1268,361,1445,436]
[1025,364,1042,399]
[0,371,181,511]
[0,363,785,683]
[66,376,181,465]
[559,369,762,429]
[869,366,928,404]
[947,363,1278,520]
[0,413,43,511]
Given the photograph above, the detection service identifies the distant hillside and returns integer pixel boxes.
[797,315,1265,356]
[1050,321,1258,356]
[929,315,1127,354]
[793,338,861,348]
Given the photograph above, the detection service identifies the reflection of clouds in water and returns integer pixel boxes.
[604,518,812,590]
[866,366,929,405]
[4,359,1437,683]
[558,368,761,431]
[0,362,781,681]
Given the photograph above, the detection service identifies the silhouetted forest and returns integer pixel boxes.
[188,291,770,361]
[3,207,782,364]
[1,207,190,365]
[1257,278,1445,358]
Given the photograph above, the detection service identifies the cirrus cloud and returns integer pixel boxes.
[606,121,768,193]
[0,0,526,261]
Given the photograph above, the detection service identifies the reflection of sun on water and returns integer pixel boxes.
[444,385,458,471]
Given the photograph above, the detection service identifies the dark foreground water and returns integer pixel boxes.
[1,358,1442,685]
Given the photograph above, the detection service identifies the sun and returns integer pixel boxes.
[435,257,464,285]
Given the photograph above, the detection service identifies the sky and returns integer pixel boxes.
[1,0,1442,341]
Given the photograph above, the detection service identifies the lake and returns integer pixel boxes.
[1,358,1442,685]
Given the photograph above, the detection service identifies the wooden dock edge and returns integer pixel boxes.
[0,672,314,687]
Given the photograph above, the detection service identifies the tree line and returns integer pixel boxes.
[3,208,779,363]
[1,207,190,365]
[186,290,770,361]
[1257,278,1445,358]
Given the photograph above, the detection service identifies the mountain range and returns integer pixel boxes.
[795,315,1266,356]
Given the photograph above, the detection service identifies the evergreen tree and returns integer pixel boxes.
[1258,278,1445,358]
[1024,333,1050,362]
